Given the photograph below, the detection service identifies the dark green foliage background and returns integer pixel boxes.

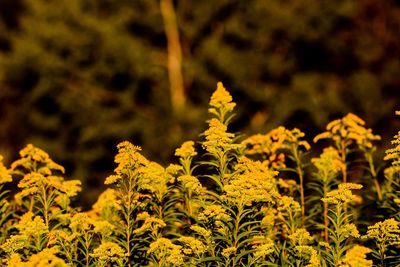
[0,0,399,205]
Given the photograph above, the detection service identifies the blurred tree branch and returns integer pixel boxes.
[160,0,185,114]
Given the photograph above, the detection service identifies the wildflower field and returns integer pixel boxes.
[0,83,399,266]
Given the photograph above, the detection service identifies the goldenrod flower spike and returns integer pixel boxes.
[203,118,235,154]
[91,241,126,266]
[314,113,381,148]
[209,82,236,113]
[322,183,363,205]
[311,147,345,181]
[208,82,236,123]
[175,141,197,158]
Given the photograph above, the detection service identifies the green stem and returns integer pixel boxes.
[41,186,49,228]
[232,205,243,266]
[366,153,382,201]
[292,145,305,226]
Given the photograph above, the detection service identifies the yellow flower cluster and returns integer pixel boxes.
[9,144,81,207]
[69,212,98,233]
[47,229,79,246]
[289,228,313,246]
[277,196,301,214]
[208,82,236,122]
[16,212,48,238]
[190,225,212,238]
[147,238,184,266]
[312,147,345,181]
[260,207,277,231]
[0,235,28,254]
[385,130,400,166]
[105,141,174,204]
[175,141,197,158]
[203,118,236,154]
[197,204,231,223]
[314,113,380,149]
[339,223,360,239]
[6,247,68,267]
[177,175,204,195]
[252,236,274,258]
[365,218,400,244]
[0,155,12,184]
[221,246,236,258]
[138,161,171,199]
[321,183,363,205]
[339,245,372,267]
[91,241,125,266]
[133,212,166,235]
[177,236,206,256]
[306,248,320,267]
[242,126,309,169]
[105,141,145,185]
[11,144,65,174]
[224,157,278,206]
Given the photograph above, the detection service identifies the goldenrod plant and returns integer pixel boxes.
[0,82,399,266]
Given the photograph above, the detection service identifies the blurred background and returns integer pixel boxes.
[0,0,399,206]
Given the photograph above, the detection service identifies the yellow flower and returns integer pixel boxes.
[224,157,278,206]
[23,247,68,267]
[11,144,65,174]
[14,187,38,204]
[340,245,372,267]
[137,161,172,200]
[365,218,400,245]
[60,180,82,197]
[339,223,360,238]
[252,236,274,258]
[5,253,22,267]
[91,241,125,266]
[69,212,94,232]
[221,246,236,258]
[198,204,230,222]
[277,196,301,213]
[133,212,166,235]
[177,236,206,256]
[242,126,309,170]
[260,207,277,231]
[93,220,115,237]
[314,113,380,150]
[178,175,204,195]
[312,147,345,181]
[208,82,236,120]
[175,141,197,158]
[0,235,28,254]
[47,229,79,246]
[0,155,12,184]
[16,212,48,238]
[113,141,146,177]
[104,174,121,185]
[203,118,236,154]
[306,248,320,267]
[190,225,212,238]
[147,238,184,266]
[166,164,183,179]
[289,228,313,246]
[322,183,363,204]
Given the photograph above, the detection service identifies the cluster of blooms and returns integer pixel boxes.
[242,126,310,170]
[313,113,381,150]
[0,84,399,266]
[223,156,279,206]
